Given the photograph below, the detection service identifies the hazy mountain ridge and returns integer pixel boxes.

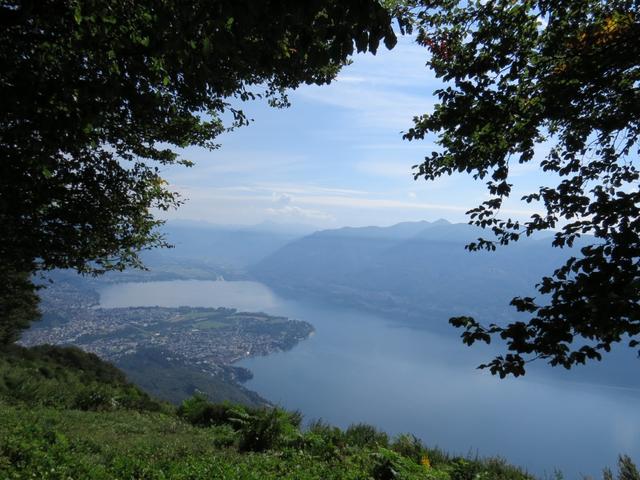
[251,220,580,329]
[156,221,309,269]
[250,220,640,388]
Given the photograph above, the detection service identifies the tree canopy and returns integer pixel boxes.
[0,0,402,342]
[405,0,640,376]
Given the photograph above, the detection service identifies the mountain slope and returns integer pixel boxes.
[156,221,307,269]
[251,221,577,329]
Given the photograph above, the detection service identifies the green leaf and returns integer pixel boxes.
[73,5,82,25]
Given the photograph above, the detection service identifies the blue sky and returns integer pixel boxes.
[160,35,548,228]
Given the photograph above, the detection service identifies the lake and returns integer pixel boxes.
[100,279,640,478]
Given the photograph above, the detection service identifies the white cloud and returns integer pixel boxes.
[337,75,368,84]
[294,193,540,218]
[297,84,432,131]
[355,159,415,178]
[293,37,437,132]
[266,191,334,221]
[164,180,542,228]
[266,205,334,222]
[166,151,307,185]
[251,183,370,197]
[334,36,436,89]
[351,142,432,151]
[272,192,293,207]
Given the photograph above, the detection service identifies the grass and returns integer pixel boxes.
[1,344,634,479]
[1,402,534,480]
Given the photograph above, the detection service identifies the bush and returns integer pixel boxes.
[424,447,450,467]
[480,457,533,480]
[177,394,235,427]
[307,419,344,444]
[345,423,388,449]
[391,434,425,464]
[73,387,117,411]
[302,419,346,459]
[450,458,482,480]
[370,447,436,480]
[448,456,533,480]
[603,455,640,480]
[210,424,238,448]
[234,407,300,452]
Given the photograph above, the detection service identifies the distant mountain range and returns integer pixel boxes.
[147,220,312,270]
[143,219,582,330]
[250,219,575,330]
[248,220,640,388]
[107,218,593,336]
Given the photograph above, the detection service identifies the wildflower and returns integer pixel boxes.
[421,454,431,469]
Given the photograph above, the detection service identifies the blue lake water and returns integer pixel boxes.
[99,279,640,478]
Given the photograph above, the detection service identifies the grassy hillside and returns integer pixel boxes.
[1,344,635,479]
[0,344,165,413]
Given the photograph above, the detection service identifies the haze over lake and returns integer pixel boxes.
[100,279,640,478]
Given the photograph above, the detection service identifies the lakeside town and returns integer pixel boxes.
[21,280,314,388]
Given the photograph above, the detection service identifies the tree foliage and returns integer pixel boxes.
[405,0,640,376]
[0,267,40,345]
[0,0,401,341]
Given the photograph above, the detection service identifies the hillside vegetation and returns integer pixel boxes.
[0,344,538,479]
[2,344,636,479]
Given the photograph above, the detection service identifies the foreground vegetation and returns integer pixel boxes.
[0,345,636,479]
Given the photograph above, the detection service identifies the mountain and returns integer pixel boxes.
[146,221,309,270]
[251,220,578,330]
[251,220,640,388]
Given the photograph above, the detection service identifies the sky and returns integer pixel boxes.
[159,35,550,229]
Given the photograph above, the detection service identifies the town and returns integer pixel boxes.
[21,281,314,388]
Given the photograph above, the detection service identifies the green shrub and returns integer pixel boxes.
[302,419,345,460]
[424,447,451,467]
[479,457,533,480]
[449,458,482,480]
[345,423,389,448]
[210,424,238,448]
[177,394,235,427]
[370,447,433,480]
[307,419,344,444]
[391,434,425,464]
[73,387,117,411]
[448,456,533,480]
[603,455,640,480]
[307,419,344,438]
[287,409,303,429]
[233,407,300,452]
